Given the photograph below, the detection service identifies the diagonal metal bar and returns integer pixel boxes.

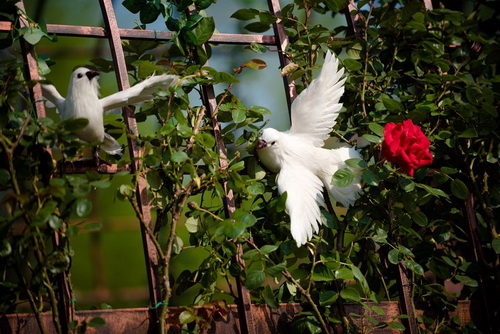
[268,0,296,113]
[345,0,361,39]
[98,1,162,332]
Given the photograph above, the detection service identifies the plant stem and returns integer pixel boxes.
[282,269,332,334]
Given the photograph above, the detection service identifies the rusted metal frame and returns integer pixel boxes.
[199,83,257,334]
[344,0,361,39]
[15,2,74,333]
[396,263,418,334]
[184,2,254,329]
[0,20,276,45]
[464,193,493,333]
[98,1,162,332]
[267,0,296,113]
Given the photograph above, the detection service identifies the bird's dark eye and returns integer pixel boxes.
[271,141,276,145]
[77,73,83,79]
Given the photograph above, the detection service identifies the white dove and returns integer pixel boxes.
[256,51,362,247]
[41,67,181,160]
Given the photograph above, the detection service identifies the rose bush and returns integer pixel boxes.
[381,119,433,176]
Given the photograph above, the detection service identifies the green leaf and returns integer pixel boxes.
[262,285,278,309]
[0,240,12,257]
[185,217,199,233]
[247,182,265,195]
[183,17,215,45]
[139,4,161,24]
[88,317,105,328]
[412,211,428,226]
[245,269,265,290]
[319,290,338,306]
[340,287,361,301]
[332,168,356,187]
[260,245,278,254]
[458,128,478,138]
[117,184,133,200]
[222,220,246,239]
[62,118,89,131]
[416,184,450,199]
[233,210,257,227]
[23,28,45,45]
[265,261,286,276]
[335,267,354,280]
[343,58,362,71]
[368,123,385,137]
[492,238,500,255]
[179,309,196,324]
[313,265,335,281]
[244,22,271,33]
[242,249,260,261]
[399,177,415,192]
[84,222,103,231]
[455,275,478,287]
[212,71,239,83]
[382,97,404,113]
[75,199,92,218]
[231,8,259,20]
[249,105,272,115]
[405,259,424,275]
[362,134,381,143]
[0,169,10,185]
[388,249,400,265]
[363,170,380,186]
[122,0,142,13]
[387,321,405,331]
[231,109,246,123]
[450,179,468,200]
[345,158,367,168]
[171,151,189,163]
[48,215,61,230]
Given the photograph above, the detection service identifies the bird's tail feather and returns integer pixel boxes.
[322,147,363,207]
[102,133,123,156]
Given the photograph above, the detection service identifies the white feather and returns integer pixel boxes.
[41,68,181,156]
[257,51,362,247]
[288,51,345,147]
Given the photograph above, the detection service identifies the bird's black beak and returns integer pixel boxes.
[256,139,267,151]
[86,70,99,80]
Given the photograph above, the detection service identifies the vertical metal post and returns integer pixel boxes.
[16,2,73,333]
[98,1,162,332]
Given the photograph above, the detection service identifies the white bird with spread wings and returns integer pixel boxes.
[256,51,362,247]
[42,68,181,160]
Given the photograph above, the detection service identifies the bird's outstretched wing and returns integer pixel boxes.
[288,51,345,147]
[278,164,324,247]
[100,74,181,112]
[41,84,65,113]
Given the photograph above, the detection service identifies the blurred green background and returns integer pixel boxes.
[19,0,344,309]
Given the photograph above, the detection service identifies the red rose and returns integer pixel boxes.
[381,119,433,176]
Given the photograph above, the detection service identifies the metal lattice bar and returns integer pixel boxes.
[0,20,277,45]
[98,0,163,331]
[16,1,73,332]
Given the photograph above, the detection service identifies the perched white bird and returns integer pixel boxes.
[256,51,362,247]
[41,67,181,159]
